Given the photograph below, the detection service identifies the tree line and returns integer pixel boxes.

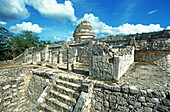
[0,26,53,61]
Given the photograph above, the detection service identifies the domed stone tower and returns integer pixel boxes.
[73,21,95,41]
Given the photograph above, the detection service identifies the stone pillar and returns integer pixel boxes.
[67,47,73,71]
[73,49,77,64]
[73,57,76,64]
[45,45,49,63]
[41,50,46,66]
[76,56,79,62]
[32,51,37,64]
[52,51,58,66]
[28,47,33,64]
[37,51,41,65]
[58,51,63,64]
[113,57,120,80]
[49,50,52,65]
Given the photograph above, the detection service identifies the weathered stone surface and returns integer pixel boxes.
[162,98,170,106]
[95,102,101,110]
[121,85,129,93]
[73,21,95,41]
[103,101,109,107]
[138,97,146,102]
[110,95,117,103]
[144,107,152,112]
[117,96,127,105]
[148,98,159,104]
[129,86,139,94]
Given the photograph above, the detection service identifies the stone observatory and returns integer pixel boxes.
[73,20,95,41]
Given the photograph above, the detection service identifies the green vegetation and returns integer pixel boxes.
[0,26,52,61]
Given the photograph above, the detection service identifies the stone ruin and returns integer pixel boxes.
[0,21,170,112]
[89,41,134,80]
[73,21,95,41]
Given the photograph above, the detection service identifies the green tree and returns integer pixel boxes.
[8,31,41,58]
[46,40,52,45]
[0,29,52,61]
[0,26,13,61]
[20,31,40,47]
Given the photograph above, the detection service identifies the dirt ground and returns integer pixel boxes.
[119,62,170,91]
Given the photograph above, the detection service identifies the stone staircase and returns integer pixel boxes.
[38,76,82,112]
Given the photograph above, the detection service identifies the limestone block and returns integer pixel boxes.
[95,102,101,110]
[103,70,111,79]
[129,86,139,94]
[121,85,129,93]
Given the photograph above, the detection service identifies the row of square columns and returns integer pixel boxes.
[67,47,77,71]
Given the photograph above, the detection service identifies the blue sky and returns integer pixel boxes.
[0,0,170,42]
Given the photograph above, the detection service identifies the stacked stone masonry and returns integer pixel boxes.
[0,67,33,112]
[26,71,50,103]
[91,82,170,112]
[89,41,134,80]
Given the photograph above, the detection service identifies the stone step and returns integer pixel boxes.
[53,84,80,99]
[58,76,83,85]
[39,103,59,112]
[46,97,73,112]
[55,78,81,91]
[49,89,76,106]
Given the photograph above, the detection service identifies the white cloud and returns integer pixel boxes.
[9,22,43,34]
[0,0,30,21]
[0,21,6,25]
[67,31,74,41]
[27,0,77,23]
[147,10,159,15]
[167,26,170,29]
[54,36,61,40]
[0,0,76,23]
[77,13,164,36]
[76,13,119,36]
[116,23,164,35]
[67,37,74,41]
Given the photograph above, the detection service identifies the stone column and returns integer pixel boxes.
[73,49,77,64]
[58,51,63,64]
[28,47,33,64]
[52,51,58,66]
[36,51,41,65]
[41,50,46,66]
[67,47,73,71]
[32,51,37,64]
[49,50,52,65]
[45,45,49,63]
[113,56,120,80]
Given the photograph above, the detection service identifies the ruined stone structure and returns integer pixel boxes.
[89,41,134,80]
[0,22,170,112]
[73,21,95,41]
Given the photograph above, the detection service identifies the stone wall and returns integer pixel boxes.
[24,47,33,64]
[135,50,170,72]
[26,70,51,103]
[89,41,134,80]
[113,46,134,80]
[106,29,170,51]
[90,82,170,112]
[0,77,27,112]
[67,47,77,70]
[77,47,89,63]
[0,67,33,112]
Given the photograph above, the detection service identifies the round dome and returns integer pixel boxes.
[73,21,95,41]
